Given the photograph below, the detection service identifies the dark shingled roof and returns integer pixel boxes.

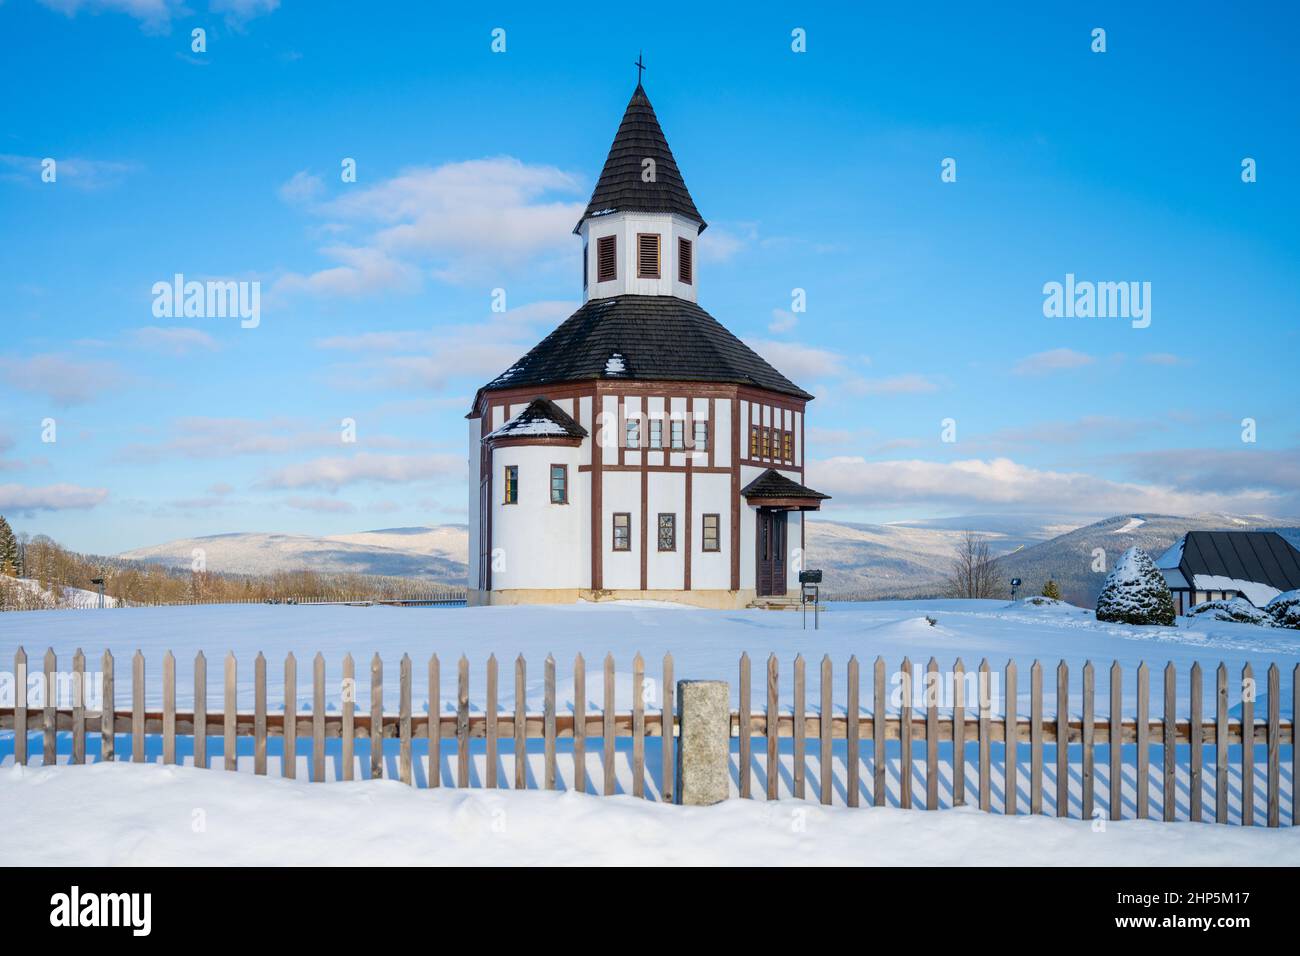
[478,295,813,402]
[740,469,830,501]
[486,397,588,441]
[575,84,705,233]
[1173,531,1300,593]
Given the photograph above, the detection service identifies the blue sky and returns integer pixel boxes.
[1,0,1297,555]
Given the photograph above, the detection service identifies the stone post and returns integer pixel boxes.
[674,679,730,805]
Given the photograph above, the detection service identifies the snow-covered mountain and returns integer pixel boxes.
[118,526,469,583]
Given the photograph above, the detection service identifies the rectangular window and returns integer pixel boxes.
[503,465,518,504]
[637,233,660,279]
[612,513,631,551]
[702,514,720,552]
[693,420,708,451]
[597,235,617,282]
[550,464,568,504]
[750,425,759,457]
[670,418,684,450]
[582,242,588,289]
[783,430,793,461]
[625,417,640,449]
[650,418,663,449]
[678,237,693,285]
[657,513,676,551]
[760,427,771,458]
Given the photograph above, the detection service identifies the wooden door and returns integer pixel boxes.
[756,509,788,596]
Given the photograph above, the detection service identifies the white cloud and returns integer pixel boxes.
[808,455,1287,516]
[1013,348,1095,376]
[282,496,356,514]
[37,0,277,32]
[276,158,585,295]
[259,453,462,491]
[277,169,324,205]
[745,339,845,381]
[0,354,125,407]
[128,326,219,355]
[768,309,797,333]
[0,482,108,511]
[697,223,756,263]
[0,153,138,190]
[844,374,939,396]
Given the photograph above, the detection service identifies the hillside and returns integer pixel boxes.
[119,526,469,584]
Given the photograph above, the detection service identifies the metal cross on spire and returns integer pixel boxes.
[634,51,646,86]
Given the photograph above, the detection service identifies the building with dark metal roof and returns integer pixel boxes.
[1156,530,1300,612]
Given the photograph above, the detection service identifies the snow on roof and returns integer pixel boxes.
[603,352,627,376]
[484,397,587,443]
[1155,536,1185,569]
[1191,574,1281,608]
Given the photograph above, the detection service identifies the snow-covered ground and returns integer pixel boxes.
[2,761,1294,866]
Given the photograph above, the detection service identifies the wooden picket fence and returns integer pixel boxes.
[1,648,1295,827]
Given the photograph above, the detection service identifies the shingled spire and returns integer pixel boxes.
[574,84,706,234]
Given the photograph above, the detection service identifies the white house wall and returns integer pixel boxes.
[466,417,482,588]
[489,444,582,590]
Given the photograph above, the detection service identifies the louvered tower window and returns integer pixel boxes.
[637,233,660,278]
[678,237,693,284]
[597,235,617,282]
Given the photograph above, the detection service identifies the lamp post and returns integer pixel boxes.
[1010,577,1021,601]
[91,577,105,609]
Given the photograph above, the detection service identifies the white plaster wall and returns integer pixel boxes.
[490,444,582,589]
[645,471,686,589]
[690,472,731,590]
[466,417,481,588]
[601,471,642,590]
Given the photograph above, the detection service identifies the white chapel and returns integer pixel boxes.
[466,81,827,607]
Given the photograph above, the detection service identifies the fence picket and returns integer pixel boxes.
[979,658,991,812]
[374,654,386,782]
[662,653,674,803]
[900,657,913,810]
[1163,662,1176,822]
[72,649,85,766]
[254,653,267,775]
[925,657,938,811]
[101,649,112,764]
[1241,663,1254,827]
[951,658,964,808]
[313,653,325,783]
[1030,660,1042,814]
[794,654,807,800]
[456,656,468,787]
[1267,664,1280,828]
[573,654,585,794]
[820,656,833,806]
[343,654,357,781]
[1056,661,1068,817]
[14,648,27,766]
[400,654,413,786]
[1136,662,1150,819]
[544,654,557,790]
[283,653,297,779]
[424,654,436,788]
[847,656,860,808]
[485,654,498,789]
[1109,661,1121,821]
[44,649,56,766]
[1082,661,1095,821]
[766,654,779,801]
[873,657,886,808]
[163,651,176,765]
[1189,662,1202,822]
[632,653,645,799]
[194,651,206,770]
[132,650,144,764]
[514,655,527,790]
[1216,662,1228,824]
[1005,661,1017,815]
[224,653,236,771]
[738,652,752,799]
[603,654,616,796]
